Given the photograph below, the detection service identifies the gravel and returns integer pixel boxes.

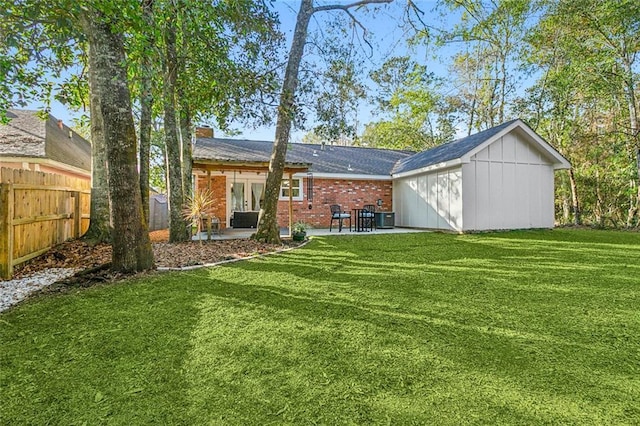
[0,268,79,313]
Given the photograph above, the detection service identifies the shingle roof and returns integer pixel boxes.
[392,119,519,174]
[193,137,414,176]
[0,110,47,157]
[0,109,92,172]
[193,119,570,177]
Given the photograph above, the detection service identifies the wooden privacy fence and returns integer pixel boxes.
[0,168,91,279]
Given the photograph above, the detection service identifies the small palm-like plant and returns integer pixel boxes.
[182,189,216,242]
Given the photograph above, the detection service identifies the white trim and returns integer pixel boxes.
[0,156,91,177]
[226,175,266,227]
[279,177,303,201]
[391,159,462,179]
[298,172,392,181]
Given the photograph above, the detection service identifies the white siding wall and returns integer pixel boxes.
[393,167,463,231]
[462,131,555,230]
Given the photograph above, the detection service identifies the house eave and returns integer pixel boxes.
[193,158,310,173]
[303,172,392,181]
[0,155,91,177]
[392,159,463,179]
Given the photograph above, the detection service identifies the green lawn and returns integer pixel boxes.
[1,229,639,425]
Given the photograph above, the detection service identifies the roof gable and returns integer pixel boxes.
[0,110,92,172]
[44,116,92,171]
[392,119,570,176]
[392,119,518,175]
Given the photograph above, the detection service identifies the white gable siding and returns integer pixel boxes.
[393,167,463,231]
[462,131,555,230]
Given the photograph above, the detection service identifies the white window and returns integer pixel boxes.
[280,178,303,200]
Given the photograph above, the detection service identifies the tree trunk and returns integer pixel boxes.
[623,57,639,227]
[180,104,193,199]
[568,168,581,226]
[253,0,392,243]
[560,171,570,223]
[594,168,604,227]
[178,15,193,200]
[139,87,152,226]
[163,10,189,242]
[83,40,111,243]
[139,0,154,226]
[80,9,154,272]
[253,0,315,243]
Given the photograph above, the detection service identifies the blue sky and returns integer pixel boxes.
[31,0,460,141]
[227,0,457,141]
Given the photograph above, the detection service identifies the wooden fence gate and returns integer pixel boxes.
[0,168,91,279]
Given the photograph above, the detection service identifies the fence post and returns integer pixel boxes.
[0,183,14,279]
[73,191,82,238]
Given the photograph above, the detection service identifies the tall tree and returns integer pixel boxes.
[254,0,394,243]
[523,0,640,227]
[139,0,156,227]
[154,0,281,242]
[79,5,154,272]
[84,40,112,242]
[438,0,532,133]
[162,1,189,242]
[311,31,367,146]
[363,56,454,150]
[0,1,113,243]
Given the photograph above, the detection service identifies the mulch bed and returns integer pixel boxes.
[8,230,303,288]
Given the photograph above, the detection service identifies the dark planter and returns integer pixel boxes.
[292,231,306,241]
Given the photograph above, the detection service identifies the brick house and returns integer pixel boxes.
[0,110,91,182]
[192,127,411,230]
[192,119,571,232]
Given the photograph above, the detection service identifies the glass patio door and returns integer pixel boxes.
[231,181,245,212]
[251,182,264,211]
[228,178,266,227]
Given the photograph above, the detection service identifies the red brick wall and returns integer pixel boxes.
[196,175,227,228]
[276,178,392,228]
[197,173,392,229]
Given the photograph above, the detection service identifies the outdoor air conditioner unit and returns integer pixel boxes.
[375,212,395,229]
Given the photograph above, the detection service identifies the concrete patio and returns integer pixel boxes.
[192,226,429,241]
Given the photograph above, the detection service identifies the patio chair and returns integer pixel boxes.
[330,204,351,232]
[360,204,376,231]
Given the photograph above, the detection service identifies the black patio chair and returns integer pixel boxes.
[330,204,351,232]
[360,204,376,231]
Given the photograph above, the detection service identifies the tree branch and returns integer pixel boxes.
[312,0,393,53]
[312,0,393,13]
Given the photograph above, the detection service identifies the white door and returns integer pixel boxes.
[227,178,265,227]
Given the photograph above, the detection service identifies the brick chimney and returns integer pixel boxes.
[195,126,214,138]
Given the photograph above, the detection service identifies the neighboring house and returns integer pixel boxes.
[0,109,91,181]
[192,119,570,232]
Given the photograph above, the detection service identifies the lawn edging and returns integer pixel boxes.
[155,238,312,272]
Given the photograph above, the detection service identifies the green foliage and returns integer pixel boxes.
[361,118,430,151]
[518,0,640,227]
[364,56,454,150]
[313,57,366,144]
[300,20,369,145]
[167,0,283,130]
[438,0,532,131]
[292,220,310,233]
[1,230,639,423]
[0,0,84,116]
[182,188,216,240]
